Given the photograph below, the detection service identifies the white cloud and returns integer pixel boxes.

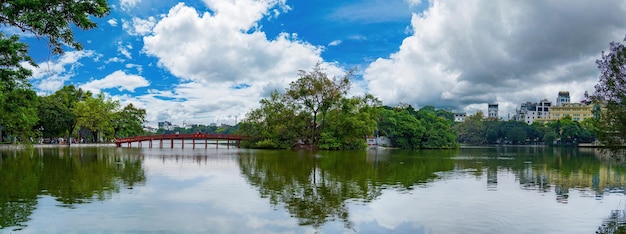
[80,70,150,94]
[23,50,96,94]
[122,17,157,36]
[328,40,342,46]
[120,0,141,11]
[117,41,132,59]
[108,19,118,27]
[105,57,125,64]
[363,0,626,117]
[138,2,345,126]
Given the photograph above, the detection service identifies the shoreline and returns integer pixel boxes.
[0,143,116,150]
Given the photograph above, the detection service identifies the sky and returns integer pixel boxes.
[14,0,626,127]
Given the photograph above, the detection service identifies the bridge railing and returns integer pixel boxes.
[115,133,244,143]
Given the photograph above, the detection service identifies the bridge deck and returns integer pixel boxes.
[115,133,244,149]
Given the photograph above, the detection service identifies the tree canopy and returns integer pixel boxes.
[0,0,110,142]
[239,65,381,150]
[593,35,626,154]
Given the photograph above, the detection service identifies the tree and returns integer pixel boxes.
[593,35,626,154]
[377,106,424,149]
[286,63,351,145]
[36,96,74,138]
[0,88,38,141]
[73,93,119,142]
[319,94,381,150]
[0,1,109,142]
[453,111,486,145]
[0,0,110,55]
[238,91,306,149]
[112,103,147,138]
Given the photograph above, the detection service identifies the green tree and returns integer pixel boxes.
[0,0,110,55]
[377,106,424,149]
[73,93,119,142]
[0,88,38,141]
[453,111,486,145]
[319,94,381,150]
[112,103,147,138]
[416,106,458,149]
[285,63,351,145]
[36,96,74,138]
[0,1,109,142]
[238,91,305,149]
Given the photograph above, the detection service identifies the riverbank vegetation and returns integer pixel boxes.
[1,84,147,144]
[237,64,458,150]
[454,112,595,146]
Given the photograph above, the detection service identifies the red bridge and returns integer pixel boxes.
[115,133,245,149]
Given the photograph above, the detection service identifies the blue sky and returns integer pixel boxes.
[16,0,626,127]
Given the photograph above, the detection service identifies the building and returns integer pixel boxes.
[549,103,594,122]
[515,99,551,124]
[488,103,498,119]
[556,91,570,106]
[454,113,467,122]
[158,121,173,130]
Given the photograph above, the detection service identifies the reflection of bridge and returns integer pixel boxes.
[115,133,244,149]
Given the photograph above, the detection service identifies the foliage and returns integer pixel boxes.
[0,88,38,140]
[453,111,485,144]
[454,114,595,146]
[112,103,146,138]
[238,66,380,150]
[0,0,110,142]
[285,63,351,146]
[593,35,626,154]
[377,105,457,149]
[73,93,120,142]
[0,0,110,55]
[36,96,74,138]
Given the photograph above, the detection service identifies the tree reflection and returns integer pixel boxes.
[0,147,146,230]
[238,149,456,228]
[454,147,626,203]
[597,209,626,234]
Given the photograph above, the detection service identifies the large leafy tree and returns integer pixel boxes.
[286,63,351,145]
[0,88,38,140]
[112,103,147,138]
[0,0,110,142]
[377,106,424,149]
[593,35,626,154]
[73,93,119,142]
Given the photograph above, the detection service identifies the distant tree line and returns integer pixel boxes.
[1,85,146,144]
[453,112,596,146]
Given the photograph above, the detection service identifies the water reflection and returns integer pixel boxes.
[0,147,146,230]
[238,147,626,230]
[238,149,457,228]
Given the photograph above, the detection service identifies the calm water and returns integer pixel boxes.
[1,146,626,233]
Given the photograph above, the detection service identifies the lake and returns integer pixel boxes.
[1,146,625,233]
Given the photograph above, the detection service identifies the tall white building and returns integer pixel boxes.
[515,99,551,124]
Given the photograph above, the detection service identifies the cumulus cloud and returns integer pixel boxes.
[364,0,626,117]
[122,17,157,36]
[80,70,150,94]
[23,50,96,94]
[120,0,141,11]
[138,1,345,125]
